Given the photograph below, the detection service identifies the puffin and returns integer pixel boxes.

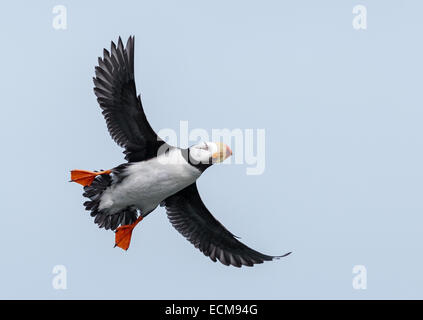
[70,36,291,267]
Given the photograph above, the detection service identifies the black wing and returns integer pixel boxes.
[164,183,291,267]
[93,36,167,162]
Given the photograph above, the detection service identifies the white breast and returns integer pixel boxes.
[99,148,201,214]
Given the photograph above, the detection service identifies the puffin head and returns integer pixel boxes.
[188,142,232,169]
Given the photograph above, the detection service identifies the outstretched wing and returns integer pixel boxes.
[164,183,291,267]
[93,36,167,162]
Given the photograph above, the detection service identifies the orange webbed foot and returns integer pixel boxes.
[114,216,143,251]
[70,169,111,186]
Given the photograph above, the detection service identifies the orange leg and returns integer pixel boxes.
[70,169,111,186]
[114,215,144,251]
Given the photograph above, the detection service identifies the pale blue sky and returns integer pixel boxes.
[0,0,422,299]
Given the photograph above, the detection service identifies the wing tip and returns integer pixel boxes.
[273,251,292,260]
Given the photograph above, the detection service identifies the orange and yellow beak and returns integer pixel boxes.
[212,142,232,163]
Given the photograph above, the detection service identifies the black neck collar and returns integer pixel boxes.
[182,148,212,172]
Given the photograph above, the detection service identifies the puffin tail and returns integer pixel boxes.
[80,172,139,231]
[70,169,111,187]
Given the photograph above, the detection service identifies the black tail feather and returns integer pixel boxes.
[82,173,138,230]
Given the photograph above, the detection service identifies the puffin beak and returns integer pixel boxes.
[212,143,232,163]
[225,144,232,158]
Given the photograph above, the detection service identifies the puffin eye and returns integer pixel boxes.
[202,142,209,150]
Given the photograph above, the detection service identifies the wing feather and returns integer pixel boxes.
[93,36,167,162]
[164,183,291,267]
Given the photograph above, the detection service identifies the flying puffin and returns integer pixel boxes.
[70,36,291,267]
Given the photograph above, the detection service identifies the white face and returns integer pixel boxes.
[189,141,232,165]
